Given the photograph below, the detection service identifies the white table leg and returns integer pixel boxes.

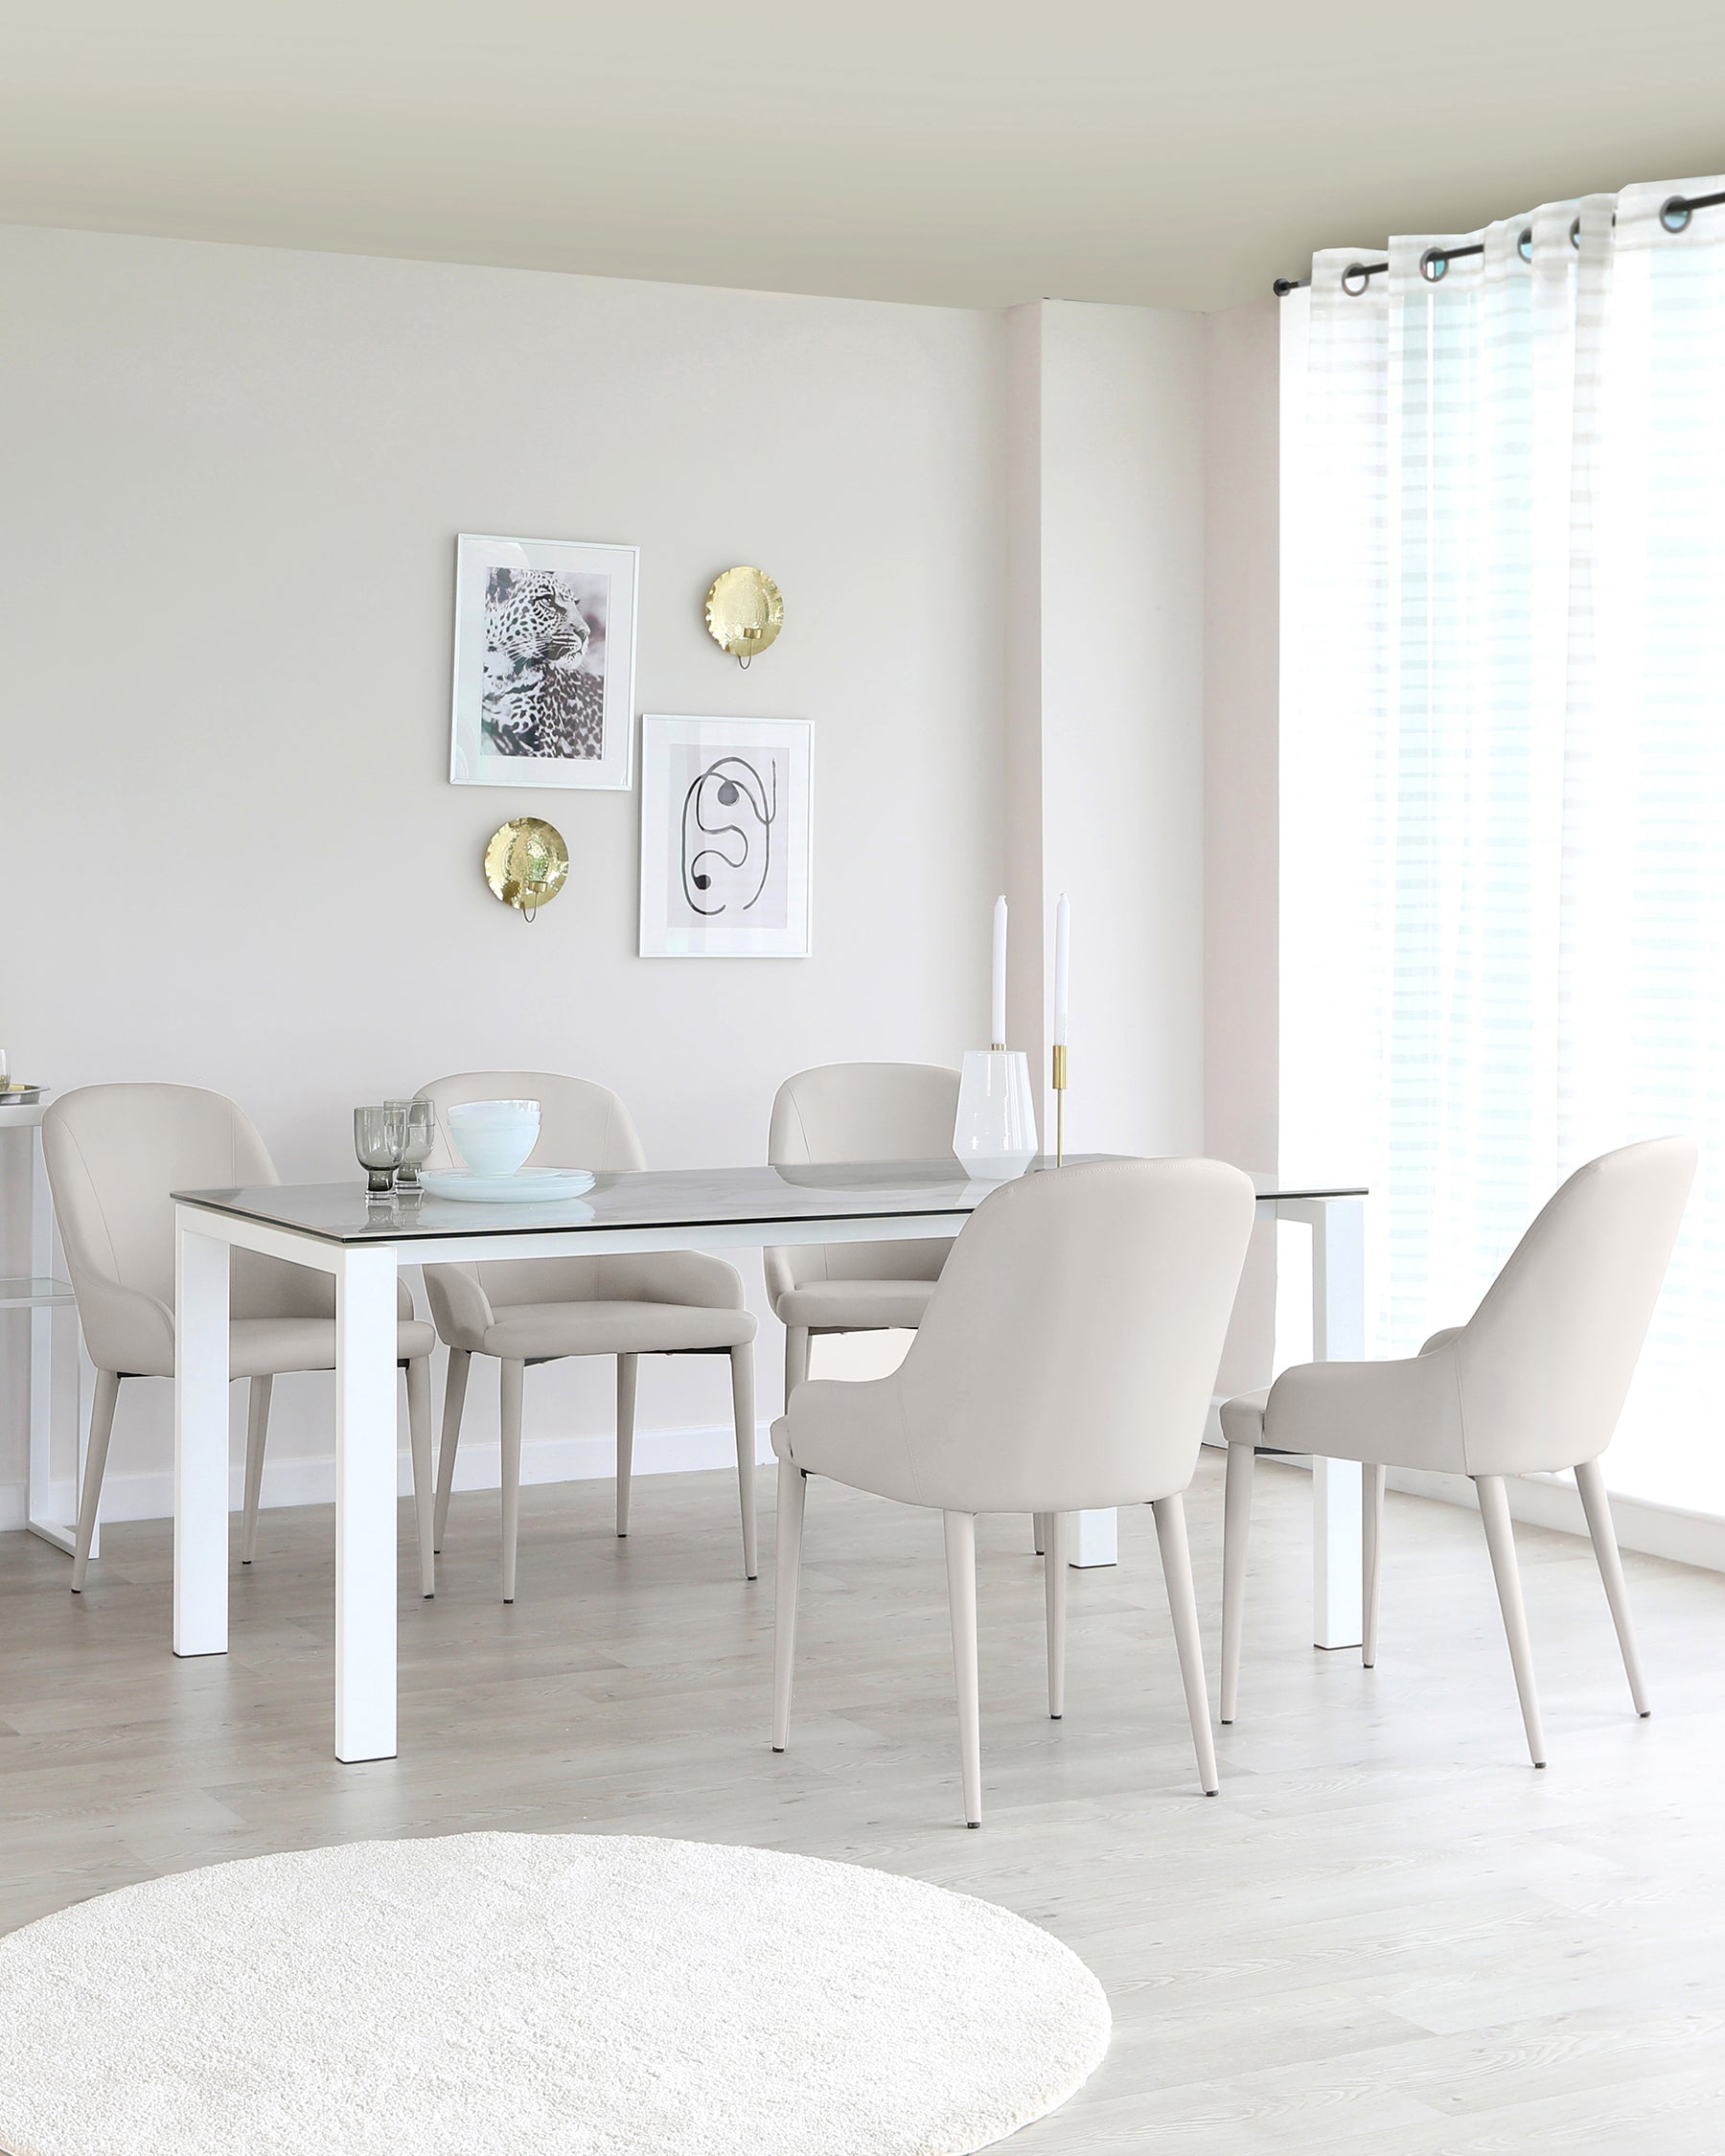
[25,1129,90,1558]
[28,1133,54,1525]
[30,1328,88,1559]
[1303,1197,1365,1650]
[70,1341,87,1556]
[334,1243,399,1763]
[1312,1459,1362,1649]
[1070,1508,1118,1568]
[173,1211,230,1657]
[25,1288,56,1542]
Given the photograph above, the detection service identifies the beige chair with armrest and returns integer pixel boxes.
[42,1082,437,1594]
[771,1156,1256,1825]
[765,1062,962,1401]
[1218,1136,1695,1765]
[415,1070,758,1600]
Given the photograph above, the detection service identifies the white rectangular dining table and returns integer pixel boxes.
[172,1158,1366,1763]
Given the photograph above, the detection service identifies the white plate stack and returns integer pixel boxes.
[422,1167,596,1204]
[432,1097,595,1203]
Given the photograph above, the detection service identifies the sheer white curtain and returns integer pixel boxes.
[1281,175,1725,1511]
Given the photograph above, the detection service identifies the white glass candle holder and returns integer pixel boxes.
[953,1049,1038,1181]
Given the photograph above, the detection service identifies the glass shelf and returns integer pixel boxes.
[0,1275,74,1309]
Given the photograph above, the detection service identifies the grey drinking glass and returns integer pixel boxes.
[386,1099,435,1191]
[354,1105,407,1194]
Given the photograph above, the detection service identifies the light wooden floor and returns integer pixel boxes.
[5,1450,1725,2152]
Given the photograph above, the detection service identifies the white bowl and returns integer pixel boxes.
[447,1097,540,1178]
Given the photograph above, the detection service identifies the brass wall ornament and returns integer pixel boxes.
[703,566,783,668]
[484,816,569,923]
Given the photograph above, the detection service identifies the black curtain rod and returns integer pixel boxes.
[1273,186,1725,295]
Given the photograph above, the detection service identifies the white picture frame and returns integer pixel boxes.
[449,533,639,790]
[638,715,813,957]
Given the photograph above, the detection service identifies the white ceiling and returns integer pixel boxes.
[5,1,1724,313]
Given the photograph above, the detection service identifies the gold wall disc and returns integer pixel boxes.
[703,566,784,662]
[484,817,569,919]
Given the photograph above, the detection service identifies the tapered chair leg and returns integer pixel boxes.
[784,1324,810,1403]
[1154,1492,1220,1795]
[240,1375,273,1566]
[771,1460,807,1752]
[944,1510,983,1826]
[1044,1511,1068,1717]
[1576,1456,1650,1717]
[615,1353,637,1538]
[70,1368,121,1594]
[404,1356,435,1597]
[499,1357,525,1604]
[1033,1512,1047,1558]
[1363,1462,1387,1667]
[432,1347,471,1554]
[1476,1475,1547,1766]
[730,1343,758,1580]
[1220,1441,1255,1723]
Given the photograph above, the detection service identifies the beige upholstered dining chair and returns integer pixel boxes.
[1218,1137,1695,1766]
[771,1157,1256,1824]
[765,1062,962,1401]
[415,1071,759,1600]
[42,1083,438,1594]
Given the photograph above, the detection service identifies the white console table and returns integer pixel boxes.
[2,1097,89,1558]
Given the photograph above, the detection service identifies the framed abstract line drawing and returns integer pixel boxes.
[449,533,639,791]
[638,715,813,957]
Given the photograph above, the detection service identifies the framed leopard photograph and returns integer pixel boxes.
[449,533,639,791]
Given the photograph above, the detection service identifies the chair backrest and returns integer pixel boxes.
[42,1082,325,1374]
[765,1062,962,1304]
[1451,1136,1696,1475]
[415,1070,647,1312]
[884,1157,1256,1512]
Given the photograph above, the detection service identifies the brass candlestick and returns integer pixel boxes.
[1051,1044,1068,1165]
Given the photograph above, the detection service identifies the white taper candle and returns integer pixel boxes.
[991,895,1008,1045]
[1053,893,1070,1046]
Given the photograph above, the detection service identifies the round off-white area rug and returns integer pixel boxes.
[0,1832,1110,2156]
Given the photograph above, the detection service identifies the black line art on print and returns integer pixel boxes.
[680,755,777,916]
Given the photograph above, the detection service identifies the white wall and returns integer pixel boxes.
[1203,296,1281,1390]
[1003,300,1207,1158]
[0,231,1226,1532]
[1006,292,1275,1389]
[0,226,1007,1522]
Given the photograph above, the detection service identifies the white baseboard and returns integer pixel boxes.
[1382,1464,1725,1575]
[2,1419,774,1534]
[1204,1415,1725,1577]
[16,1413,1721,1576]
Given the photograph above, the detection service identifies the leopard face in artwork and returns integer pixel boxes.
[481,568,604,760]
